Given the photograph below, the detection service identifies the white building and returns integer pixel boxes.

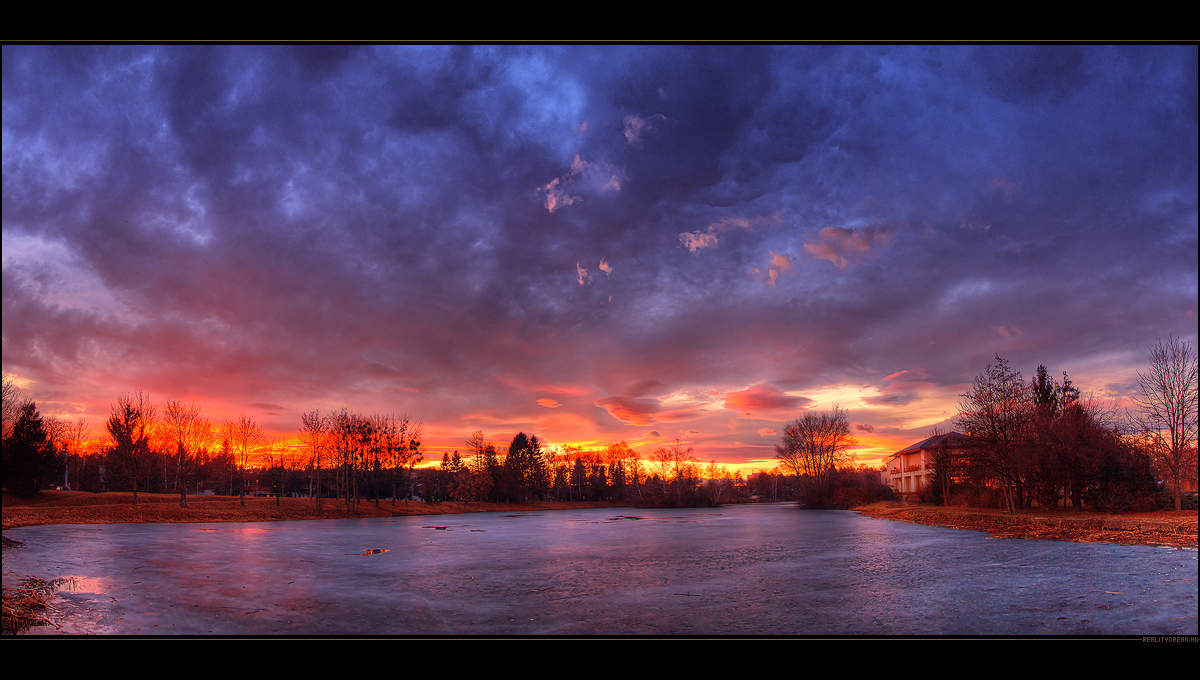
[885,432,973,495]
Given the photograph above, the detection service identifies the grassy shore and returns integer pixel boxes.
[2,490,627,532]
[854,500,1198,549]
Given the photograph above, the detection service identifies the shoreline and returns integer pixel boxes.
[854,501,1198,549]
[2,490,629,532]
[4,491,1196,549]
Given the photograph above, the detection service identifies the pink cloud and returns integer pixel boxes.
[803,226,891,270]
[723,384,810,412]
[594,396,704,426]
[680,213,781,254]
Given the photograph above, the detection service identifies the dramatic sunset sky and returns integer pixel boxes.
[3,45,1196,472]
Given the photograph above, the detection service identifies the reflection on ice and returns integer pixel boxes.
[2,505,1196,636]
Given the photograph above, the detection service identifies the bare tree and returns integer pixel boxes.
[225,414,266,506]
[604,441,635,501]
[1133,337,1199,511]
[2,373,27,443]
[42,415,69,489]
[263,438,296,506]
[649,439,700,506]
[955,357,1033,513]
[63,418,91,491]
[775,405,857,508]
[164,400,212,507]
[465,430,496,503]
[299,410,328,510]
[106,392,156,504]
[701,460,732,507]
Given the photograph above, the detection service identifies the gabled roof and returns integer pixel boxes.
[888,431,973,460]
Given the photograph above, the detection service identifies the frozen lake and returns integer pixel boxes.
[3,503,1196,635]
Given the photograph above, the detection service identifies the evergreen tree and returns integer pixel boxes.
[504,432,549,501]
[4,401,57,495]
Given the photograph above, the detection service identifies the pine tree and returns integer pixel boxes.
[4,402,57,495]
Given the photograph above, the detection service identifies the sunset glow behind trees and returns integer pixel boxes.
[3,45,1196,475]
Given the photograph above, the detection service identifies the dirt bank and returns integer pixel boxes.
[2,490,627,532]
[855,501,1198,549]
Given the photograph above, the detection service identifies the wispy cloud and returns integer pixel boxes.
[680,213,781,253]
[539,177,579,213]
[623,113,669,146]
[723,384,811,413]
[803,226,891,270]
[538,154,622,213]
[594,396,706,426]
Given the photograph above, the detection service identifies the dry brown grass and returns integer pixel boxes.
[855,500,1198,548]
[2,575,63,633]
[2,490,627,531]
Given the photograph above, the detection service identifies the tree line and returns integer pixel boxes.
[2,383,295,503]
[416,432,742,507]
[949,357,1158,512]
[950,338,1196,512]
[11,338,1188,513]
[771,338,1196,513]
[2,382,755,508]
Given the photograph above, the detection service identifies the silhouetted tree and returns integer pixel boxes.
[163,399,212,507]
[956,357,1031,513]
[4,401,57,495]
[299,410,328,509]
[225,414,265,507]
[1133,337,1198,511]
[2,373,26,444]
[775,405,857,508]
[648,439,700,507]
[925,428,957,506]
[62,418,91,492]
[504,432,548,501]
[380,413,419,505]
[463,431,496,502]
[106,392,156,504]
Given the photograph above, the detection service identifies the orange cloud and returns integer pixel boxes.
[594,396,704,426]
[804,226,891,270]
[723,384,810,412]
[681,213,781,254]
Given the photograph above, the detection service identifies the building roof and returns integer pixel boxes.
[887,431,973,461]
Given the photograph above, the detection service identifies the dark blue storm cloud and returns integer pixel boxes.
[3,45,1196,462]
